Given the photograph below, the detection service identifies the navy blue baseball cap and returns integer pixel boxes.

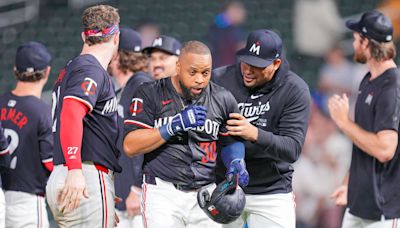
[142,35,181,56]
[15,41,51,72]
[119,27,142,52]
[237,29,282,68]
[346,10,393,43]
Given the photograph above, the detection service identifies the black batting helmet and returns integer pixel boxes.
[197,175,246,224]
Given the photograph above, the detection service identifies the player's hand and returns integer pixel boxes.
[328,94,350,129]
[168,105,207,135]
[226,113,258,142]
[330,185,348,206]
[57,169,89,213]
[226,159,249,187]
[126,187,141,217]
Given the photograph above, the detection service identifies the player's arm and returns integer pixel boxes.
[0,121,10,170]
[328,86,399,163]
[38,108,54,172]
[124,105,208,156]
[228,88,311,163]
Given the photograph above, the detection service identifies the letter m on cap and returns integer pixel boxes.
[153,37,163,47]
[249,42,260,55]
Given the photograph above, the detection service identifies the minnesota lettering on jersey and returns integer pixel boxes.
[0,108,28,129]
[154,116,220,138]
[101,97,118,115]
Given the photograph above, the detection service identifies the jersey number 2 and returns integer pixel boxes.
[3,128,19,169]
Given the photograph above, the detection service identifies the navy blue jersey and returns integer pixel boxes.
[115,72,152,211]
[0,121,10,171]
[0,92,53,195]
[52,54,121,172]
[348,68,400,220]
[124,78,239,188]
[213,60,311,195]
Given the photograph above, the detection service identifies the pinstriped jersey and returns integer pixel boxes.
[0,92,52,195]
[124,77,239,188]
[52,54,122,172]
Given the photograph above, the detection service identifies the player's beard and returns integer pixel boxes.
[179,81,200,100]
[354,48,367,64]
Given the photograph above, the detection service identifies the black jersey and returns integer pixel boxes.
[115,72,152,211]
[348,68,400,220]
[0,92,53,195]
[0,121,11,188]
[52,54,121,172]
[213,60,311,194]
[124,77,239,188]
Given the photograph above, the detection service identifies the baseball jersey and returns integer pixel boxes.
[115,71,152,211]
[0,121,10,188]
[52,54,121,172]
[124,77,239,188]
[348,68,400,220]
[212,60,311,194]
[0,92,53,195]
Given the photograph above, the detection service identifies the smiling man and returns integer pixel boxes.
[212,29,311,228]
[123,40,249,228]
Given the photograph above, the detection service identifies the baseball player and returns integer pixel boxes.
[142,35,181,79]
[0,41,53,228]
[123,41,249,228]
[45,5,122,228]
[108,27,152,228]
[329,10,400,227]
[212,29,311,228]
[0,121,10,228]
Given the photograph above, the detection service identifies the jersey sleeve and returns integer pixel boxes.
[124,84,157,136]
[63,65,105,111]
[0,121,11,170]
[38,107,54,164]
[373,83,400,132]
[219,91,241,146]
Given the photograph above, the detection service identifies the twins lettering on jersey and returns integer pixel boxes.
[238,101,270,127]
[154,116,220,138]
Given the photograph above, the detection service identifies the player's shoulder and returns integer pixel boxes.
[126,72,153,89]
[66,54,106,77]
[212,64,239,84]
[209,81,236,102]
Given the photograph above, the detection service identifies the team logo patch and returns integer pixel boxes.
[365,93,373,105]
[153,37,163,47]
[130,98,143,116]
[207,205,220,216]
[81,77,97,96]
[249,41,261,55]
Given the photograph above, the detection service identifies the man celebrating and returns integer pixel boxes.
[124,41,249,228]
[46,5,122,227]
[329,10,400,227]
[213,29,311,228]
[143,35,181,79]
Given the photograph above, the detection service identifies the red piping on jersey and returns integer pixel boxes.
[43,161,54,172]
[60,98,89,170]
[124,120,152,129]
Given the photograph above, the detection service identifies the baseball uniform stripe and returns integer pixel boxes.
[0,147,9,155]
[98,171,105,228]
[124,120,152,129]
[142,183,148,228]
[64,96,94,112]
[101,172,108,228]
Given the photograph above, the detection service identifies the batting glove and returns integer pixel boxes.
[226,159,249,187]
[159,105,207,140]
